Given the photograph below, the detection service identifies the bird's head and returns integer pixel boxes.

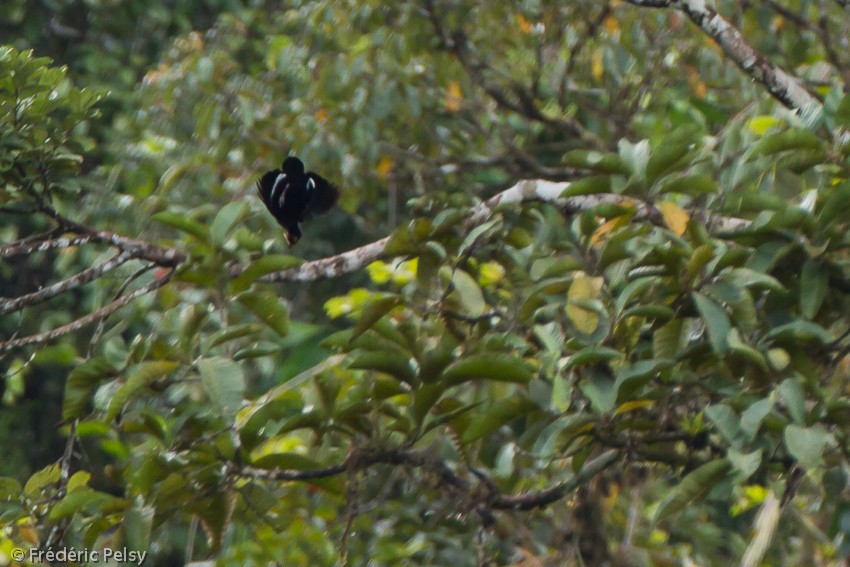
[282,156,305,176]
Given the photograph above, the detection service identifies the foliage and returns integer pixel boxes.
[2,1,850,566]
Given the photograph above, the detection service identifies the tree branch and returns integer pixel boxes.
[0,268,175,354]
[250,178,748,282]
[2,179,750,353]
[0,250,134,316]
[0,227,184,266]
[238,447,619,513]
[625,0,820,111]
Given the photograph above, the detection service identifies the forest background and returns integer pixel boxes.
[2,1,850,565]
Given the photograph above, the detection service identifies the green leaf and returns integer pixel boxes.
[727,268,786,293]
[0,477,22,501]
[34,344,77,366]
[106,361,178,421]
[653,319,685,360]
[441,354,533,387]
[659,174,717,196]
[778,378,807,424]
[198,357,246,418]
[617,359,671,396]
[784,425,831,469]
[460,397,537,443]
[763,321,832,344]
[835,94,850,128]
[800,258,828,319]
[449,269,486,318]
[234,344,281,360]
[727,328,767,370]
[560,176,612,197]
[817,181,850,227]
[348,350,417,385]
[231,255,303,291]
[561,150,629,174]
[123,498,154,552]
[206,324,264,350]
[646,125,702,185]
[727,448,762,480]
[277,410,324,435]
[580,367,617,414]
[740,397,773,441]
[237,290,289,336]
[211,201,250,245]
[614,277,654,314]
[752,128,825,156]
[67,471,90,492]
[621,304,677,321]
[350,295,402,343]
[48,487,118,521]
[565,346,622,370]
[654,459,731,522]
[419,331,460,382]
[411,382,446,427]
[692,292,731,353]
[251,452,324,470]
[705,404,746,448]
[63,357,113,420]
[458,219,500,257]
[532,413,596,458]
[686,244,715,280]
[25,464,60,496]
[151,211,209,242]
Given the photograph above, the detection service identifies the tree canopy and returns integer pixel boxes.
[2,1,850,565]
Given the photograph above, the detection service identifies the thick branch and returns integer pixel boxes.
[68,225,185,267]
[238,447,619,513]
[260,237,390,282]
[0,227,184,266]
[625,0,820,111]
[252,179,748,282]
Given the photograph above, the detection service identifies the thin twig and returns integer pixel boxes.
[0,269,175,354]
[0,250,134,316]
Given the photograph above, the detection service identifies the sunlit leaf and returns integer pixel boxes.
[658,201,689,236]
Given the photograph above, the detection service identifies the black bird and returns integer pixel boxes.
[256,156,340,246]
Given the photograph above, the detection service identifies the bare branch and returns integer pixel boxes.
[72,226,185,267]
[1,235,99,258]
[625,0,821,111]
[491,450,618,511]
[260,236,390,282]
[238,447,619,513]
[0,250,134,316]
[250,178,748,283]
[0,268,174,354]
[0,228,183,266]
[421,0,606,150]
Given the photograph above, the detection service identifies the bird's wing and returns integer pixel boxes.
[271,173,290,210]
[256,169,282,213]
[304,171,340,218]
